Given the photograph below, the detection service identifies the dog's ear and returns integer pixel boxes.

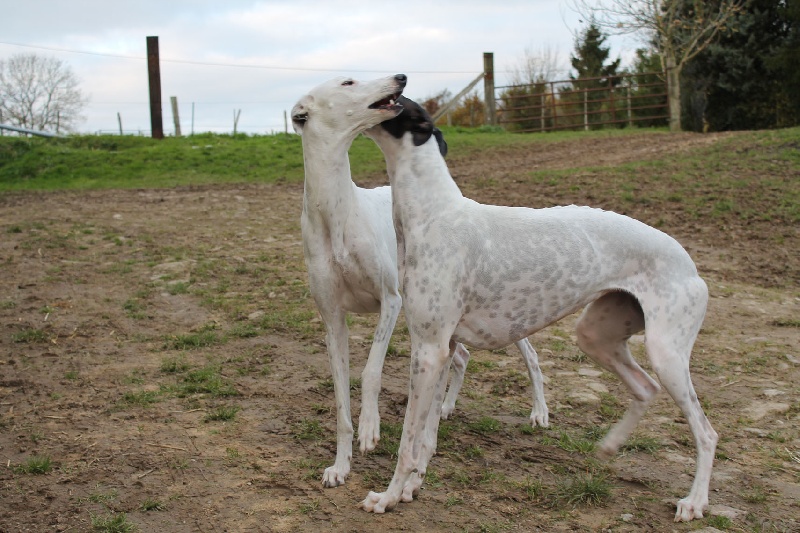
[291,95,314,135]
[411,118,434,147]
[433,128,448,157]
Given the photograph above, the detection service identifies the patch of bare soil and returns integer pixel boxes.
[1,132,798,532]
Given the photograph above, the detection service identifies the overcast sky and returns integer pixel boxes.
[0,1,637,135]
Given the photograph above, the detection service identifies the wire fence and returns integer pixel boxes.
[496,71,668,132]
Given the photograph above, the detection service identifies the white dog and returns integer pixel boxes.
[291,77,549,488]
[361,95,717,522]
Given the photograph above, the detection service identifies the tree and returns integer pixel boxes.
[628,47,669,128]
[766,0,800,127]
[0,54,87,133]
[681,0,799,131]
[448,92,485,127]
[421,89,452,119]
[498,47,562,132]
[681,0,787,131]
[570,23,621,84]
[563,21,622,129]
[571,0,746,131]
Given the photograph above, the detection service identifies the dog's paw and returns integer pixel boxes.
[401,474,423,502]
[361,491,396,513]
[322,465,348,488]
[530,407,549,428]
[440,401,455,420]
[357,413,381,453]
[596,432,624,460]
[674,497,706,522]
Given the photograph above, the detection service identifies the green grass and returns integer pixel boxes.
[14,455,53,474]
[166,329,220,350]
[177,365,238,397]
[374,421,404,457]
[120,390,160,407]
[204,405,240,422]
[90,512,137,532]
[543,430,597,454]
[0,133,304,191]
[467,416,502,436]
[160,355,190,374]
[3,128,797,238]
[140,499,165,511]
[555,471,612,507]
[11,328,49,343]
[294,419,325,441]
[0,128,675,192]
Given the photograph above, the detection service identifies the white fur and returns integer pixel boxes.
[361,99,718,522]
[291,77,549,489]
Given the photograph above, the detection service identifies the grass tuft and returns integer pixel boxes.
[555,471,612,507]
[204,405,240,422]
[14,455,53,475]
[90,512,137,532]
[12,328,49,343]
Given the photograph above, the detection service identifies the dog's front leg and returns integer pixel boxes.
[320,310,353,488]
[358,289,402,453]
[401,342,453,502]
[362,341,450,513]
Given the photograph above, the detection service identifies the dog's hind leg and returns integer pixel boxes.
[358,290,402,453]
[575,291,659,456]
[320,309,354,488]
[644,281,717,522]
[440,342,469,420]
[516,338,549,427]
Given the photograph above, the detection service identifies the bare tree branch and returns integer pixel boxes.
[0,54,88,133]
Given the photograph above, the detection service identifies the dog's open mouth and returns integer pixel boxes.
[369,92,403,110]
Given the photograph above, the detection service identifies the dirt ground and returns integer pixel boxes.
[1,131,798,532]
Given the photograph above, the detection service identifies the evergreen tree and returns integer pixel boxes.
[570,22,621,85]
[629,48,669,128]
[564,22,622,129]
[681,0,799,131]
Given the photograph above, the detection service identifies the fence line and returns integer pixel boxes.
[495,72,668,132]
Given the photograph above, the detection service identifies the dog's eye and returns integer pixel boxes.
[341,79,355,86]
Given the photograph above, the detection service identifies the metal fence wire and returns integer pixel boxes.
[496,71,668,133]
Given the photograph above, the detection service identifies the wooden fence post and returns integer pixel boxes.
[117,112,123,135]
[170,96,181,137]
[233,109,241,135]
[483,52,496,126]
[147,36,164,139]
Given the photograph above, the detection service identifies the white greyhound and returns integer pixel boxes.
[291,76,549,488]
[361,95,718,522]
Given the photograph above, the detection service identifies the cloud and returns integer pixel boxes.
[1,1,638,133]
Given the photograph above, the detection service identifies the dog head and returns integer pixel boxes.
[364,95,447,157]
[291,74,406,139]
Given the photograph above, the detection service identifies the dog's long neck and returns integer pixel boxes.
[385,135,462,218]
[301,131,358,227]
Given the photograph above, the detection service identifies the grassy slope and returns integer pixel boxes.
[0,127,667,192]
[0,128,798,222]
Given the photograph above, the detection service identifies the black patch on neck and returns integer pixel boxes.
[380,96,447,157]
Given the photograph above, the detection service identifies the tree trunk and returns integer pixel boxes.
[666,55,681,132]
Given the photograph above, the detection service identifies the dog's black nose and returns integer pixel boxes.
[395,74,407,86]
